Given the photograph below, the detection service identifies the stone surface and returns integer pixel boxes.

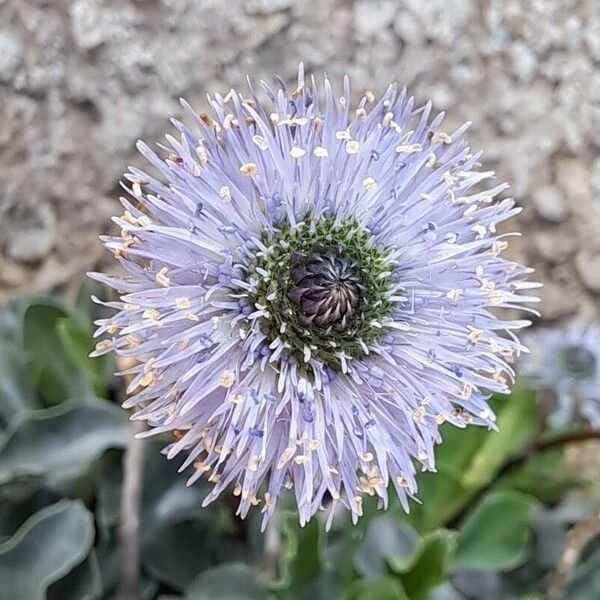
[0,0,599,320]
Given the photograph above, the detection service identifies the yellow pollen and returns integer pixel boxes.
[219,185,232,202]
[252,135,268,150]
[218,370,235,388]
[155,267,170,287]
[240,162,257,176]
[140,371,156,387]
[345,140,360,154]
[142,308,161,321]
[175,297,191,309]
[194,461,210,473]
[94,339,112,352]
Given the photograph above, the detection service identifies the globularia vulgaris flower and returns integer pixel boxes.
[521,323,600,426]
[90,65,538,528]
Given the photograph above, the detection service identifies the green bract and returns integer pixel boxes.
[249,217,394,370]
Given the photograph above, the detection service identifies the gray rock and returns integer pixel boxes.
[4,202,56,263]
[0,29,23,82]
[510,40,537,83]
[532,185,567,223]
[576,250,600,293]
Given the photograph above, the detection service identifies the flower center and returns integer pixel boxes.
[237,216,395,371]
[288,244,366,332]
[561,344,597,380]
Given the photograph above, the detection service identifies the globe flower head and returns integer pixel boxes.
[521,323,600,426]
[90,65,537,528]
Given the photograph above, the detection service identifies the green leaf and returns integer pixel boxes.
[20,300,92,405]
[0,482,62,539]
[329,495,383,593]
[453,491,534,571]
[460,389,538,491]
[47,549,102,600]
[404,468,470,534]
[271,511,323,596]
[347,576,409,600]
[0,400,129,484]
[57,317,106,397]
[139,446,238,591]
[185,563,265,599]
[0,340,38,430]
[435,422,489,479]
[95,459,122,538]
[354,517,420,577]
[142,520,215,590]
[0,499,95,600]
[398,529,456,600]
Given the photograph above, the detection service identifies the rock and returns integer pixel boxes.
[576,250,600,293]
[509,40,537,83]
[244,0,296,14]
[532,229,576,263]
[554,157,591,204]
[4,203,56,264]
[536,272,584,320]
[0,29,23,82]
[532,184,567,223]
[354,0,397,37]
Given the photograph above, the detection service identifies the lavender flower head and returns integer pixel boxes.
[90,65,537,528]
[521,323,600,426]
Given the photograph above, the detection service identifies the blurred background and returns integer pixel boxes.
[1,1,600,599]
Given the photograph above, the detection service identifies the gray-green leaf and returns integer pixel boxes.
[453,491,534,571]
[186,563,265,599]
[354,517,420,577]
[0,500,95,600]
[0,400,129,484]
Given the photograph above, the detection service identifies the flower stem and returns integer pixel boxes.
[119,419,146,600]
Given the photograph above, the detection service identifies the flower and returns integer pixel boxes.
[521,323,600,426]
[90,64,537,528]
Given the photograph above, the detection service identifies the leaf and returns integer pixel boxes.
[139,446,240,591]
[451,569,507,598]
[185,563,265,599]
[0,482,62,538]
[142,520,215,590]
[95,459,123,539]
[20,299,92,405]
[0,499,95,600]
[404,468,470,534]
[0,400,129,484]
[452,491,534,571]
[399,529,456,600]
[354,517,420,577]
[460,389,539,491]
[141,444,212,531]
[329,495,383,593]
[0,340,38,430]
[271,511,323,596]
[47,549,102,600]
[57,317,106,397]
[435,422,489,478]
[347,576,409,600]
